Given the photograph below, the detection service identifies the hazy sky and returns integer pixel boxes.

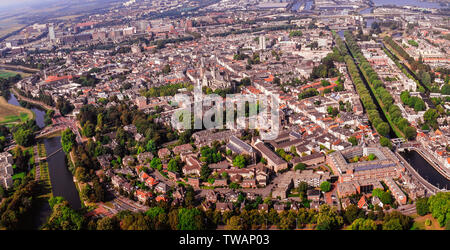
[0,0,35,8]
[0,0,61,10]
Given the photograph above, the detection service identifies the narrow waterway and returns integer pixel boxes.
[7,93,81,223]
[344,41,397,138]
[359,7,373,15]
[7,92,46,128]
[400,150,450,190]
[291,0,313,12]
[381,43,435,109]
[43,136,81,210]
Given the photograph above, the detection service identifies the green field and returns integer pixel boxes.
[0,69,29,79]
[0,96,34,125]
[0,70,18,79]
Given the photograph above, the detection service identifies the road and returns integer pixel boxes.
[394,204,416,216]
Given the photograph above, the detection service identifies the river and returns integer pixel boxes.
[291,0,313,12]
[43,136,81,210]
[7,93,81,211]
[400,150,450,190]
[371,0,447,9]
[7,92,46,128]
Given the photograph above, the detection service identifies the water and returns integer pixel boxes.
[401,150,450,190]
[304,0,313,11]
[360,7,373,14]
[7,92,46,128]
[292,1,301,11]
[291,0,313,12]
[365,18,380,28]
[43,136,82,210]
[7,93,81,211]
[371,0,446,9]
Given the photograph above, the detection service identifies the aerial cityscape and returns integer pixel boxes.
[0,0,449,233]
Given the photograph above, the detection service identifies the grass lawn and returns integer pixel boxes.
[0,96,34,125]
[411,214,444,230]
[0,69,30,79]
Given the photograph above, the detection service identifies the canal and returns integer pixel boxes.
[7,93,81,210]
[344,40,397,138]
[381,43,436,109]
[291,0,313,12]
[43,136,81,210]
[400,150,450,190]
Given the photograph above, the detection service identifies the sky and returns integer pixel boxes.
[0,0,56,10]
[0,0,37,8]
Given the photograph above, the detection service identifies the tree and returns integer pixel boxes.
[441,84,450,95]
[178,208,204,230]
[382,218,403,230]
[423,109,439,128]
[221,172,228,179]
[404,126,417,140]
[349,218,377,230]
[167,158,179,173]
[93,180,105,202]
[146,139,156,153]
[376,122,390,137]
[42,199,84,230]
[372,188,392,205]
[380,136,392,149]
[81,184,92,201]
[200,165,212,182]
[348,136,358,146]
[150,157,162,171]
[82,121,95,137]
[226,216,243,230]
[427,192,450,227]
[97,217,118,230]
[200,146,222,164]
[344,204,364,224]
[320,181,331,192]
[327,106,339,117]
[13,128,33,147]
[294,163,307,171]
[233,155,246,168]
[298,88,319,100]
[61,129,76,154]
[316,204,344,230]
[56,98,74,115]
[162,64,171,74]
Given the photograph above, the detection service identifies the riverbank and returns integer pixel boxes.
[11,88,56,112]
[0,64,40,74]
[0,95,34,125]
